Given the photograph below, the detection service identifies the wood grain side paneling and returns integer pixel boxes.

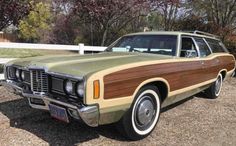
[103,55,235,99]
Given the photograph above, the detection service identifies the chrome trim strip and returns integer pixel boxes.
[47,71,84,80]
[28,65,47,71]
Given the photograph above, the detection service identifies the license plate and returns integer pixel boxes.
[49,104,69,123]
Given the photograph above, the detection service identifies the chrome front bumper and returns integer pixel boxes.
[1,80,99,127]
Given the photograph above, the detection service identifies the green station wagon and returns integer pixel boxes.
[2,31,235,140]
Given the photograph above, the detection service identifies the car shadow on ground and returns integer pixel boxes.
[0,98,126,145]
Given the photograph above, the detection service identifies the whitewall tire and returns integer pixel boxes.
[117,85,161,140]
[205,74,223,99]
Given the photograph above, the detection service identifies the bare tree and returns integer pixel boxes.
[69,0,150,46]
[189,0,236,38]
[150,0,181,30]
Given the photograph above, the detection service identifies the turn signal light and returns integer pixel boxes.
[93,80,100,99]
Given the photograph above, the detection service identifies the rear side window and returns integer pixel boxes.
[194,37,211,57]
[205,39,227,53]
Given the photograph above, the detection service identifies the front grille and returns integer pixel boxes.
[30,70,48,93]
[51,76,65,94]
[24,71,31,84]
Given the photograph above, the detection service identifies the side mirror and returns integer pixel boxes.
[186,50,197,58]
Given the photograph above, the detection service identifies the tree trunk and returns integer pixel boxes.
[101,26,108,46]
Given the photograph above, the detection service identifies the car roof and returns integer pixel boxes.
[125,31,221,41]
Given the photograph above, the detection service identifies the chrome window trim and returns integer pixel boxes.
[180,35,200,58]
[193,37,212,58]
[176,34,181,58]
[204,38,228,53]
[191,37,201,58]
[203,38,213,54]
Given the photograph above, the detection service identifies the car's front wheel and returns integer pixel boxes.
[117,85,161,140]
[205,74,223,99]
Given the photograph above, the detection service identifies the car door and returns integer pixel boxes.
[193,37,214,81]
[171,36,202,103]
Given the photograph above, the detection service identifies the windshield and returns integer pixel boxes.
[106,35,177,56]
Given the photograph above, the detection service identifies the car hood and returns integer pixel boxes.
[7,52,173,77]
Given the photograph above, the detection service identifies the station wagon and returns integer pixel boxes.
[2,31,235,140]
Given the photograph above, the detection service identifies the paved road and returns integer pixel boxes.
[0,78,236,146]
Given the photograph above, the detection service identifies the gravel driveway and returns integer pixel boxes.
[0,78,236,146]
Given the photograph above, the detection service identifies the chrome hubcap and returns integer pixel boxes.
[137,98,154,125]
[134,96,156,128]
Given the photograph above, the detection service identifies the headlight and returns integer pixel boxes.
[21,71,25,80]
[76,81,84,97]
[15,69,20,79]
[65,80,73,94]
[7,67,16,79]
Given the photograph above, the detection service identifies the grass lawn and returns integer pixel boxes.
[0,48,42,58]
[0,48,76,58]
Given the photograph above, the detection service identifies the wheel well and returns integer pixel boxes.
[145,81,168,103]
[220,70,227,80]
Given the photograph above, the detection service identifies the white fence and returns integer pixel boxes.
[0,42,107,55]
[0,42,107,80]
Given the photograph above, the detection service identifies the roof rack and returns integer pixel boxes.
[187,30,219,38]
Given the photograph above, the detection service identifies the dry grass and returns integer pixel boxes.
[0,49,77,58]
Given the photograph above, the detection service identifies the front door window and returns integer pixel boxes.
[180,37,198,58]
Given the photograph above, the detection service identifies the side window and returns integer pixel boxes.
[149,35,177,56]
[180,37,198,58]
[205,39,227,53]
[194,37,211,57]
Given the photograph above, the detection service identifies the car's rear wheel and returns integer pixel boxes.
[205,74,223,99]
[116,85,161,140]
